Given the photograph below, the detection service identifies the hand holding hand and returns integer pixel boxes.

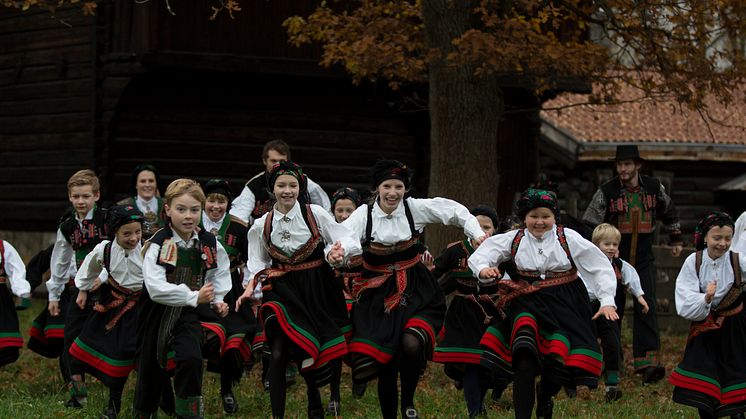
[212,301,229,317]
[198,282,215,304]
[421,251,434,271]
[705,280,717,304]
[327,241,345,266]
[475,234,490,247]
[235,284,255,312]
[76,290,88,309]
[48,301,60,317]
[479,267,501,279]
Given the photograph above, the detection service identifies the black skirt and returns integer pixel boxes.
[68,282,141,387]
[0,285,22,367]
[260,261,349,384]
[27,284,74,358]
[480,277,603,389]
[670,296,746,417]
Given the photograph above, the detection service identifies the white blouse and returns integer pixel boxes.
[75,240,143,291]
[468,225,617,308]
[246,201,361,285]
[48,208,93,302]
[342,197,484,246]
[1,240,30,298]
[230,175,332,225]
[582,258,644,302]
[675,250,746,321]
[202,212,225,235]
[135,195,159,217]
[142,228,231,307]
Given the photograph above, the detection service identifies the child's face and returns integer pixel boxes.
[597,238,619,258]
[116,221,142,250]
[333,199,357,223]
[165,194,202,239]
[705,225,733,260]
[68,185,100,218]
[524,207,555,238]
[475,215,495,236]
[263,149,288,173]
[273,174,299,210]
[205,196,228,223]
[136,170,158,200]
[376,179,405,214]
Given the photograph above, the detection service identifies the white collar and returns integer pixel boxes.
[170,227,199,246]
[273,201,301,222]
[76,208,95,222]
[203,211,226,227]
[525,224,557,242]
[372,199,405,219]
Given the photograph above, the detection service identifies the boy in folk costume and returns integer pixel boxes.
[586,223,649,402]
[670,212,746,419]
[199,179,257,414]
[342,160,487,419]
[235,161,360,419]
[582,145,683,383]
[133,179,232,419]
[34,169,109,408]
[68,205,145,419]
[0,239,30,368]
[229,139,331,226]
[470,188,618,419]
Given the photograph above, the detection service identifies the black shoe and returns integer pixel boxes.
[65,397,84,408]
[100,407,117,419]
[642,365,666,384]
[308,406,324,419]
[454,379,464,390]
[605,386,623,402]
[564,385,577,398]
[352,381,367,398]
[222,392,239,414]
[491,383,507,402]
[263,379,270,392]
[286,364,298,387]
[325,400,340,416]
[402,406,418,418]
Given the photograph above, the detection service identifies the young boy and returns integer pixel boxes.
[229,139,331,226]
[133,179,232,419]
[588,223,649,401]
[199,179,257,414]
[45,169,109,407]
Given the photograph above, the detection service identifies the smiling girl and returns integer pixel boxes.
[469,188,617,419]
[670,212,746,419]
[342,159,487,419]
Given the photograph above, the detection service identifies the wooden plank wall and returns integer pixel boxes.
[105,70,428,203]
[0,7,96,230]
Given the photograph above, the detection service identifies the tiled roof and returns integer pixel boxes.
[541,84,746,145]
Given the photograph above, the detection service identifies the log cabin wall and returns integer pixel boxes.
[0,7,97,231]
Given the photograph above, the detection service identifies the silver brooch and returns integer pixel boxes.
[281,216,291,223]
[280,230,291,242]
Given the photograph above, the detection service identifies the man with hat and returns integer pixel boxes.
[583,144,683,384]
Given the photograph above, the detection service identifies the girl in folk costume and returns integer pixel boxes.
[198,179,257,415]
[0,239,30,368]
[468,188,618,419]
[235,161,361,419]
[33,169,109,408]
[432,205,509,418]
[118,164,167,240]
[670,212,746,419]
[342,160,487,419]
[68,205,145,419]
[133,179,232,419]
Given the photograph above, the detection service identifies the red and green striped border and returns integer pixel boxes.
[348,337,396,364]
[670,367,746,404]
[29,321,64,342]
[69,339,134,378]
[433,346,482,364]
[222,334,251,359]
[0,332,23,349]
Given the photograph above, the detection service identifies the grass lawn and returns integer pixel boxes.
[0,299,696,418]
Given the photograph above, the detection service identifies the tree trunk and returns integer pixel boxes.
[422,0,503,255]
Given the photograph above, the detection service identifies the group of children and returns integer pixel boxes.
[1,140,745,419]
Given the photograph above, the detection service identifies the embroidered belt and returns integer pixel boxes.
[453,291,499,324]
[93,277,142,332]
[353,253,422,313]
[688,301,743,341]
[495,271,578,318]
[258,259,326,292]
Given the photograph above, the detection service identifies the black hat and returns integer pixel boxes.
[370,159,413,189]
[612,145,644,162]
[106,204,144,233]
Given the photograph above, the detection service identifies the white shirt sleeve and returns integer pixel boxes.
[229,185,256,225]
[620,259,644,298]
[733,212,746,254]
[675,253,711,321]
[409,198,484,241]
[566,229,617,308]
[307,179,331,212]
[245,215,272,286]
[468,232,515,282]
[3,241,30,298]
[47,228,73,302]
[74,241,107,291]
[311,205,363,263]
[205,242,232,303]
[142,243,199,307]
[341,204,368,242]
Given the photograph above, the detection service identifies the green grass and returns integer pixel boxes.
[0,299,696,418]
